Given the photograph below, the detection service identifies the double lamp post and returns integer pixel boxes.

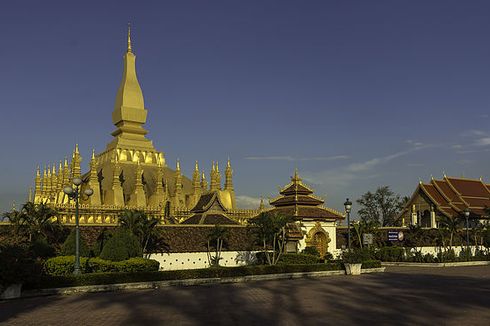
[63,178,93,275]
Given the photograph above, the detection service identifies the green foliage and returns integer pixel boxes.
[60,229,90,257]
[118,209,160,254]
[207,225,228,267]
[43,256,160,276]
[375,246,405,262]
[278,253,321,265]
[356,186,405,226]
[0,244,40,287]
[2,202,61,242]
[100,229,142,261]
[301,246,320,257]
[249,212,292,265]
[30,236,56,258]
[361,260,382,269]
[28,263,345,290]
[342,249,364,264]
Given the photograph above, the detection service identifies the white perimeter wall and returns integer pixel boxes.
[149,251,259,271]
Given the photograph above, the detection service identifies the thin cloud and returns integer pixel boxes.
[474,137,490,146]
[244,155,349,161]
[303,145,430,188]
[235,195,268,209]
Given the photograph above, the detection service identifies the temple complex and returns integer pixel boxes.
[31,27,254,225]
[400,175,490,227]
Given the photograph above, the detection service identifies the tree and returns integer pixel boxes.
[357,186,405,226]
[61,229,90,257]
[3,202,60,242]
[118,209,159,255]
[249,212,291,265]
[437,215,462,249]
[99,229,142,261]
[206,225,228,267]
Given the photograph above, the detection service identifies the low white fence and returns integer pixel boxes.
[149,251,259,271]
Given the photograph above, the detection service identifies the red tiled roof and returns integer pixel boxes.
[446,177,490,198]
[433,180,461,202]
[270,195,323,207]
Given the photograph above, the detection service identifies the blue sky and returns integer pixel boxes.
[1,1,490,214]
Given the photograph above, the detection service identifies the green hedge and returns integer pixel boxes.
[43,256,160,276]
[27,263,345,289]
[100,230,142,261]
[279,253,322,265]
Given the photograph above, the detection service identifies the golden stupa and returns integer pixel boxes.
[30,27,258,225]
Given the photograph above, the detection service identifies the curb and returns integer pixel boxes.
[20,267,385,299]
[381,261,490,268]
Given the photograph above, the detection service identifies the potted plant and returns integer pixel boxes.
[342,249,363,275]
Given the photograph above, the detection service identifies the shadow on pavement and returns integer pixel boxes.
[0,267,489,325]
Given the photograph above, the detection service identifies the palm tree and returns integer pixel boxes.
[3,202,59,242]
[437,215,462,249]
[118,209,159,255]
[207,225,228,267]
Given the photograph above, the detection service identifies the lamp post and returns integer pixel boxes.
[63,178,93,275]
[344,198,353,252]
[463,208,470,261]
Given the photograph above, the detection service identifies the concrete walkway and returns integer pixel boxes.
[1,265,489,325]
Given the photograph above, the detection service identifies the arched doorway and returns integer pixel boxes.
[313,232,328,258]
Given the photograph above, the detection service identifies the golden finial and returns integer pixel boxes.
[216,161,220,173]
[127,22,132,53]
[227,157,231,168]
[212,161,215,172]
[36,165,40,177]
[91,149,95,160]
[202,172,206,180]
[52,164,56,174]
[64,157,68,167]
[28,188,33,202]
[195,160,199,171]
[176,159,180,171]
[59,160,62,171]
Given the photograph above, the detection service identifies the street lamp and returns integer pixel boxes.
[344,198,353,252]
[463,207,470,261]
[63,177,93,275]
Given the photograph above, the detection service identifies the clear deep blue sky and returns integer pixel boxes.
[1,1,490,214]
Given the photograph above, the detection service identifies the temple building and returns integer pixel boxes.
[266,170,344,257]
[31,28,248,225]
[400,175,490,228]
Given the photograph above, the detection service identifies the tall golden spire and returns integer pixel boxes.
[108,25,154,151]
[225,158,233,191]
[127,23,132,53]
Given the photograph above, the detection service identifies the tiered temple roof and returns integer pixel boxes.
[268,170,344,221]
[405,176,490,219]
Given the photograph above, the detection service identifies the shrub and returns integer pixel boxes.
[43,256,159,276]
[437,249,456,262]
[0,244,40,287]
[27,263,344,289]
[278,253,321,265]
[61,229,90,257]
[114,257,160,273]
[361,260,382,269]
[301,246,320,257]
[100,229,142,261]
[30,237,56,258]
[375,246,405,262]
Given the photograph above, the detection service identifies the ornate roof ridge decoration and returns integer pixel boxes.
[403,175,490,221]
[267,170,343,220]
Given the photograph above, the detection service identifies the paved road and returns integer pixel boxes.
[1,266,489,325]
